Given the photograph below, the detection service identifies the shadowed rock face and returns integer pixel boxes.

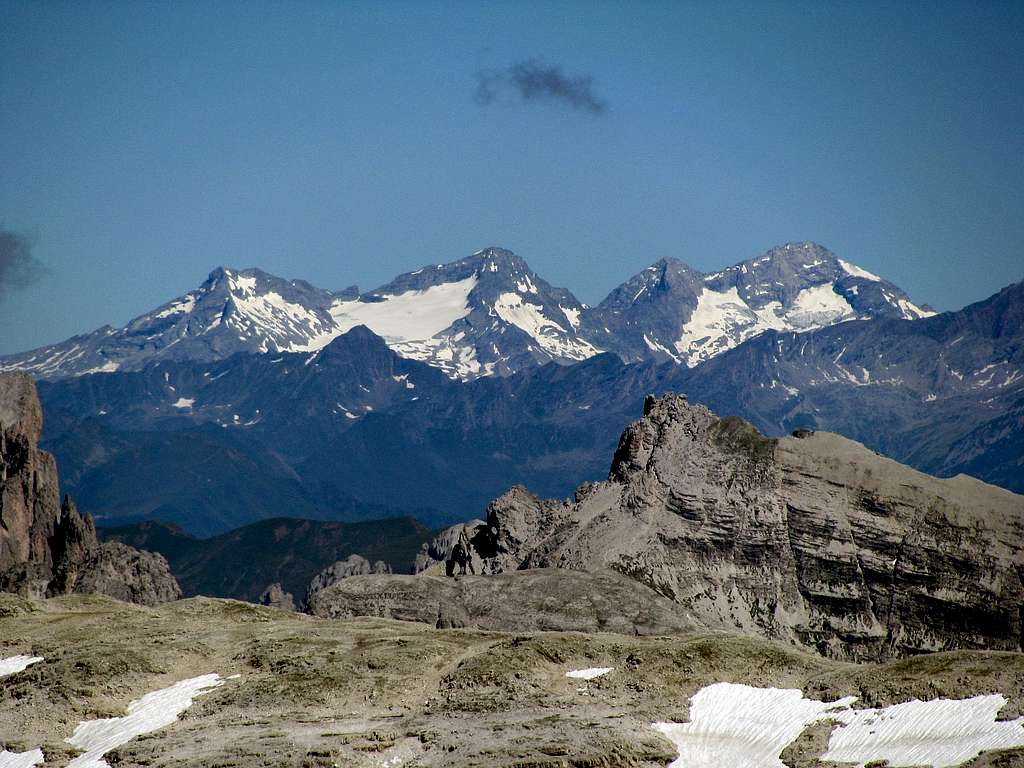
[421,394,1024,661]
[0,372,60,574]
[0,372,180,605]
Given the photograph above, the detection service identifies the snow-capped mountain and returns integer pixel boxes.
[0,267,340,379]
[33,277,1023,535]
[583,241,935,366]
[1,242,934,380]
[330,247,597,378]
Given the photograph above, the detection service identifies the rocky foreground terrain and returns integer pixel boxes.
[3,593,1024,767]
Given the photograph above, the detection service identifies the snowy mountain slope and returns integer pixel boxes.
[582,241,935,366]
[339,247,598,378]
[1,242,933,380]
[0,267,339,379]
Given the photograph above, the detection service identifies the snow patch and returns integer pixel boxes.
[897,297,937,320]
[655,683,857,768]
[79,360,121,375]
[674,287,788,366]
[824,694,1024,767]
[494,292,565,335]
[492,293,599,362]
[838,259,882,282]
[66,674,226,768]
[152,295,197,319]
[787,283,857,329]
[654,683,1024,768]
[0,749,44,768]
[560,305,581,330]
[0,655,43,678]
[566,667,612,680]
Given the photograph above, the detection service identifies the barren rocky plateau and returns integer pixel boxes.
[4,593,1024,767]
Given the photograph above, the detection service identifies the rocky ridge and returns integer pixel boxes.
[413,393,1024,661]
[0,372,180,605]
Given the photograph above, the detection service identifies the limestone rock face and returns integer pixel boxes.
[48,494,99,595]
[303,554,390,608]
[306,568,702,636]
[258,582,297,611]
[0,372,181,605]
[455,394,1024,661]
[72,542,182,606]
[414,520,487,575]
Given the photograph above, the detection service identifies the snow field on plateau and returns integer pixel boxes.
[653,682,1024,768]
[565,667,613,680]
[0,673,228,768]
[0,749,43,768]
[0,657,45,768]
[823,695,1024,767]
[0,656,43,678]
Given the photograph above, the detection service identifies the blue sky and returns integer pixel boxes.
[1,0,1022,354]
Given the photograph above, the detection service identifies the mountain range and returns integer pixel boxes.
[0,241,932,381]
[2,242,1019,537]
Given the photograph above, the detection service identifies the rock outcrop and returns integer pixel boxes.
[414,520,487,575]
[0,372,60,575]
[0,372,180,604]
[303,554,391,608]
[258,582,297,611]
[419,394,1024,661]
[306,567,702,635]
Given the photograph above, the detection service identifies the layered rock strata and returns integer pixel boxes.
[420,394,1024,660]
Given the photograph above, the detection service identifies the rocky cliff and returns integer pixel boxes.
[0,372,180,604]
[421,394,1024,661]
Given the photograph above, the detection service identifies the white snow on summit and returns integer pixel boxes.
[0,247,941,381]
[838,259,882,282]
[327,275,478,346]
[674,283,858,367]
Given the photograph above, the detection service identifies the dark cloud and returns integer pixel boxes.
[475,59,607,115]
[0,226,45,299]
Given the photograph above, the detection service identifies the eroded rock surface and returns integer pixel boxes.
[303,553,391,607]
[419,394,1024,661]
[307,567,702,635]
